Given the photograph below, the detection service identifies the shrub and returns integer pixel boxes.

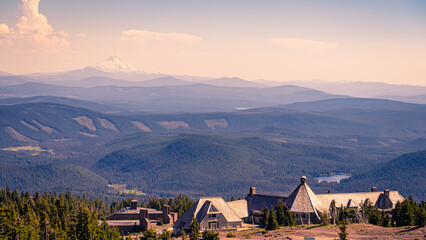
[226,232,236,238]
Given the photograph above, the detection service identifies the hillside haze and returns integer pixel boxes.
[0,58,425,200]
[0,97,425,199]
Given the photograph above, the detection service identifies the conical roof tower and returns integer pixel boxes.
[285,176,326,221]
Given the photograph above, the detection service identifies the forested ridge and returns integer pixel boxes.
[0,187,194,239]
[337,150,426,200]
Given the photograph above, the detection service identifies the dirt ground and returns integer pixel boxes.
[215,224,426,240]
[129,223,425,239]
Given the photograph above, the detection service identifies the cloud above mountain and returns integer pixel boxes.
[122,29,201,46]
[269,38,337,52]
[0,0,69,53]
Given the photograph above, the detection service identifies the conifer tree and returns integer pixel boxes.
[266,207,279,230]
[415,200,426,227]
[76,207,91,240]
[338,220,348,240]
[261,204,269,228]
[189,217,200,240]
[275,199,285,226]
[181,229,187,240]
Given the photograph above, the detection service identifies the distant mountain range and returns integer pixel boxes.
[281,80,426,104]
[0,82,345,113]
[1,56,425,200]
[1,56,426,105]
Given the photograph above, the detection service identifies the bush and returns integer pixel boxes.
[261,229,268,234]
[226,232,236,238]
[320,212,331,225]
[201,230,219,240]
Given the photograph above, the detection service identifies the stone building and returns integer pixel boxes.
[174,176,405,232]
[106,200,178,233]
[245,176,405,225]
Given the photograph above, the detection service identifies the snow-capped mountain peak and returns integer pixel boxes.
[91,56,138,73]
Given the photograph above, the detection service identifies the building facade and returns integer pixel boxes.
[106,200,178,234]
[174,176,405,232]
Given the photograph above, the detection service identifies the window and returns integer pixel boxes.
[209,214,216,218]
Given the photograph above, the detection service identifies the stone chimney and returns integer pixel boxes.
[249,187,256,196]
[383,189,391,209]
[140,209,151,230]
[131,200,138,209]
[162,205,171,224]
[384,189,390,198]
[371,187,377,192]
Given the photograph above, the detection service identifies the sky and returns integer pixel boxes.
[0,0,425,85]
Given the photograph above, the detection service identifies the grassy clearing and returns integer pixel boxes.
[108,184,147,196]
[1,146,54,155]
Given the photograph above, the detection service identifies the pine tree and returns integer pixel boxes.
[261,203,269,228]
[392,197,417,226]
[140,229,158,240]
[382,212,391,228]
[283,205,296,226]
[76,207,91,240]
[266,207,279,230]
[415,201,426,227]
[275,199,285,226]
[189,217,200,240]
[338,220,348,240]
[160,231,172,240]
[181,229,187,240]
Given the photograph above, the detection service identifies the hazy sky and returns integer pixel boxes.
[0,0,425,85]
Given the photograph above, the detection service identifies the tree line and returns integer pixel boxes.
[0,187,194,240]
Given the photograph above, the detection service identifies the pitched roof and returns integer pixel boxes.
[245,194,286,212]
[174,197,242,230]
[284,176,327,215]
[316,191,404,210]
[227,200,249,218]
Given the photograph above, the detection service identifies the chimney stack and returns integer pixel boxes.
[131,200,138,209]
[249,187,256,196]
[371,187,377,192]
[162,205,171,224]
[384,189,390,198]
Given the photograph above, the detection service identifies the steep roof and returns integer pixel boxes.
[227,200,249,218]
[284,176,327,215]
[245,194,286,212]
[174,197,242,231]
[317,191,404,210]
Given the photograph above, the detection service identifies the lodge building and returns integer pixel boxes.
[173,176,405,234]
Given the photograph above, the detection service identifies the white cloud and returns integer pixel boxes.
[0,0,69,53]
[122,29,201,45]
[269,38,337,52]
[75,33,87,38]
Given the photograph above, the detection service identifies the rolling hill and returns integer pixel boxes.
[338,149,426,201]
[93,133,398,198]
[0,82,345,112]
[281,98,426,113]
[0,163,108,193]
[0,95,124,113]
[203,77,265,88]
[284,80,426,100]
